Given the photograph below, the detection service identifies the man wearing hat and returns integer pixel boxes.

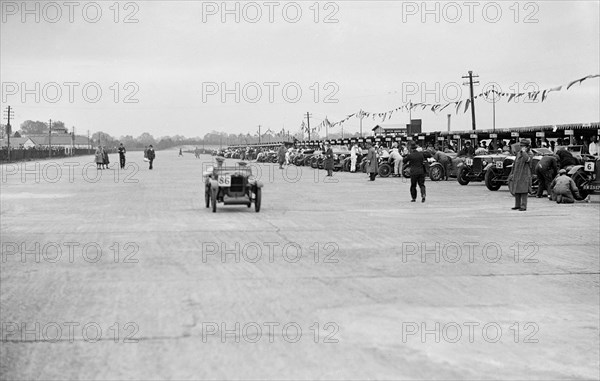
[366,142,378,181]
[459,140,475,157]
[549,169,581,203]
[404,142,427,202]
[323,143,334,177]
[508,138,533,211]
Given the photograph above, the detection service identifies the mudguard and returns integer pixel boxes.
[567,165,584,176]
[248,179,264,188]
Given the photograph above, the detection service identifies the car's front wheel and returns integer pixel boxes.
[484,168,502,191]
[457,167,470,185]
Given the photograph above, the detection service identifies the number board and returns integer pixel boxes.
[453,135,460,139]
[466,158,473,166]
[511,132,519,137]
[495,161,503,169]
[564,130,574,135]
[470,134,477,138]
[438,137,445,141]
[418,136,425,140]
[585,161,595,172]
[536,132,545,137]
[490,134,498,138]
[218,174,231,187]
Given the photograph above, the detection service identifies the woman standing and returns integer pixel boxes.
[508,139,534,211]
[366,142,378,181]
[95,146,104,170]
[102,146,110,169]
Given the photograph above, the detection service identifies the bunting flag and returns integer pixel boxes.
[318,73,598,129]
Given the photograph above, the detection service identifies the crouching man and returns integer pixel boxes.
[550,169,581,204]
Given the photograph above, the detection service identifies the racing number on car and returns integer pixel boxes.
[584,162,595,172]
[466,158,473,166]
[495,161,503,169]
[218,175,231,187]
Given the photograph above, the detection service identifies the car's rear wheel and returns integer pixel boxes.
[484,168,501,191]
[429,164,444,181]
[378,163,392,178]
[571,170,590,199]
[457,167,470,185]
[254,188,262,212]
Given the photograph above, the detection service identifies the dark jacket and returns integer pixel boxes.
[324,148,334,170]
[405,151,426,176]
[459,145,475,157]
[118,146,126,156]
[147,149,156,160]
[556,149,578,168]
[537,155,558,174]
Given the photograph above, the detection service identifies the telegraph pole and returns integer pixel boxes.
[305,112,312,141]
[257,125,261,145]
[48,119,52,158]
[462,71,479,131]
[71,126,75,156]
[492,84,496,132]
[3,106,14,161]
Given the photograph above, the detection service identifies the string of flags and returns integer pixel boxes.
[302,74,599,133]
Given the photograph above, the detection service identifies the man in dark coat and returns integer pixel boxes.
[323,144,334,177]
[118,143,126,169]
[556,148,578,168]
[147,145,156,170]
[102,146,110,169]
[535,154,558,197]
[508,139,534,211]
[404,142,427,202]
[366,143,378,181]
[277,144,286,169]
[458,140,475,157]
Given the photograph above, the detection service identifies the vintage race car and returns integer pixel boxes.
[203,162,263,213]
[457,153,511,186]
[483,148,555,191]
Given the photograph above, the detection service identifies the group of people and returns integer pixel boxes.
[509,138,590,210]
[94,146,110,169]
[94,143,155,170]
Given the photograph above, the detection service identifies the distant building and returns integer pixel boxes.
[371,124,407,135]
[0,137,36,148]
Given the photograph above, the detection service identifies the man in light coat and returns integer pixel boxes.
[350,143,358,172]
[509,139,534,211]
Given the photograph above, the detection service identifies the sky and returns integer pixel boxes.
[1,0,599,139]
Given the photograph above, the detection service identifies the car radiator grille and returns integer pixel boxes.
[472,160,483,173]
[230,176,244,192]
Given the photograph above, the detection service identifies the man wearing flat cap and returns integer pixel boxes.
[508,138,534,211]
[549,169,581,203]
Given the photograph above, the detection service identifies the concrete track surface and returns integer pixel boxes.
[1,151,599,380]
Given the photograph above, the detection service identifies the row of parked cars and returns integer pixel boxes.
[279,146,598,199]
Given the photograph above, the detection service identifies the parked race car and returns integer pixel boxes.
[203,162,263,213]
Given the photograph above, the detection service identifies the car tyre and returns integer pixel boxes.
[484,168,502,191]
[457,167,471,185]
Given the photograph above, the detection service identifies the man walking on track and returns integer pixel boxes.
[404,142,427,202]
[147,145,156,170]
[118,143,126,169]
